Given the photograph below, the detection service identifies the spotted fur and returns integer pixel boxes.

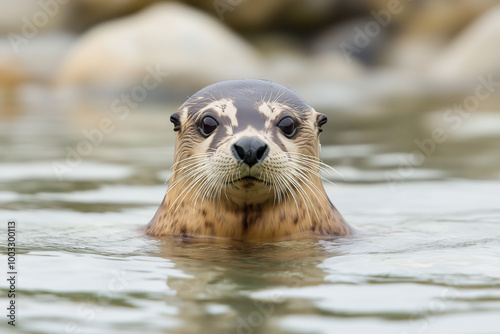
[144,79,352,240]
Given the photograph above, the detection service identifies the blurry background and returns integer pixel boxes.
[1,0,500,183]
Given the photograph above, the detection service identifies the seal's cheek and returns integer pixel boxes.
[274,135,296,155]
[206,123,230,152]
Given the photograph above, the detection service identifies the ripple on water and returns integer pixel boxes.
[0,161,134,182]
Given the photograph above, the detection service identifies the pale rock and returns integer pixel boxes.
[386,0,498,72]
[312,19,390,66]
[70,0,160,29]
[0,0,72,35]
[255,34,364,93]
[428,5,500,80]
[57,2,264,93]
[0,56,28,117]
[7,32,76,81]
[207,0,287,30]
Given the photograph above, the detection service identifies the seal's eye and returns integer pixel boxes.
[277,117,296,137]
[200,116,218,136]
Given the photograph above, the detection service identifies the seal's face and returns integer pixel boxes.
[146,79,351,239]
[168,79,328,209]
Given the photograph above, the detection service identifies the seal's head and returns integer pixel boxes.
[146,79,351,240]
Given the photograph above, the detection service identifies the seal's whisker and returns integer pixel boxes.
[287,155,341,183]
[146,79,352,239]
[288,152,344,180]
[206,91,225,111]
[284,157,329,220]
[287,160,338,187]
[261,81,273,107]
[166,163,206,193]
[194,166,221,209]
[193,170,218,211]
[206,91,218,104]
[285,171,319,225]
[293,170,330,222]
[271,170,285,205]
[170,176,203,212]
[268,88,284,108]
[170,153,207,170]
[281,170,315,226]
[170,168,210,212]
[191,174,209,210]
[281,170,298,209]
[215,83,226,101]
[293,182,314,227]
[204,170,223,206]
[282,174,300,213]
[166,155,206,184]
[168,157,206,179]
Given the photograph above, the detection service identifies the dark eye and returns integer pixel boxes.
[200,116,218,136]
[277,117,296,137]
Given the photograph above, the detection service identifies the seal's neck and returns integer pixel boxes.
[145,178,351,240]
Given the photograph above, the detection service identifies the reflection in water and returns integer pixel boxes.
[154,237,334,334]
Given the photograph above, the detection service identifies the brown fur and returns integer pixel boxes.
[144,80,352,241]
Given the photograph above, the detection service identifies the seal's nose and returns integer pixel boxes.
[232,137,269,167]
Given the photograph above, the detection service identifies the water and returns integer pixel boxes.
[1,103,499,334]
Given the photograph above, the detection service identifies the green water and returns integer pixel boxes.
[1,104,499,334]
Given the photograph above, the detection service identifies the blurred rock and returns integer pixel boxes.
[252,34,305,58]
[402,0,496,38]
[57,2,264,97]
[0,29,76,111]
[7,32,76,81]
[266,51,364,89]
[312,18,390,66]
[428,5,500,80]
[309,52,365,81]
[382,0,498,70]
[367,0,409,19]
[253,33,364,91]
[192,0,341,32]
[0,0,72,35]
[69,0,161,31]
[265,0,340,30]
[199,0,287,30]
[0,56,28,118]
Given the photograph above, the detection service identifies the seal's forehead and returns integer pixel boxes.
[180,79,312,120]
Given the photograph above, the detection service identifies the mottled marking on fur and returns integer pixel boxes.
[145,79,352,241]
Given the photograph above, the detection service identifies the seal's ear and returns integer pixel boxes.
[170,112,181,132]
[317,113,327,133]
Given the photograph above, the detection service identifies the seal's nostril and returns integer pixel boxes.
[251,139,268,164]
[235,145,245,161]
[257,145,267,159]
[256,144,268,161]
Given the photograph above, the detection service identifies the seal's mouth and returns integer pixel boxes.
[232,176,263,184]
[238,176,260,181]
[228,176,271,187]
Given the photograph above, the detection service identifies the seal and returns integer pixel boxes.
[145,79,352,240]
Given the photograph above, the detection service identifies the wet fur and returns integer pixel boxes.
[145,79,352,241]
